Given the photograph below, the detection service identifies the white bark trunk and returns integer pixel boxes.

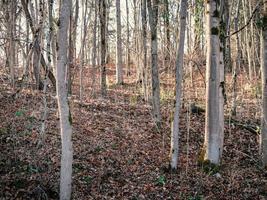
[204,0,221,164]
[170,0,187,170]
[56,0,73,199]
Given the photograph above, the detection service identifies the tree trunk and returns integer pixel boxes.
[21,0,57,89]
[73,0,79,59]
[125,0,131,76]
[260,1,267,168]
[141,0,148,101]
[4,0,16,88]
[116,0,123,84]
[163,0,170,65]
[147,0,161,126]
[99,0,107,96]
[80,0,91,102]
[204,0,221,164]
[219,0,226,159]
[170,0,187,170]
[91,0,98,96]
[56,0,73,199]
[231,0,241,116]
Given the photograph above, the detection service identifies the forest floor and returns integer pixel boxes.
[0,64,267,199]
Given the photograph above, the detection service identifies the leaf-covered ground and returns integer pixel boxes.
[0,66,267,199]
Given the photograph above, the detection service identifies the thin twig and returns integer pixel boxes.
[225,0,266,38]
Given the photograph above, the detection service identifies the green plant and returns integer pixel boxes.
[201,160,220,175]
[127,158,133,165]
[15,109,25,117]
[156,175,166,186]
[188,195,204,200]
[0,127,8,135]
[82,176,93,184]
[13,179,26,189]
[94,146,103,153]
[27,164,39,173]
[252,83,262,97]
[111,143,118,150]
[73,163,85,173]
[130,95,138,106]
[27,116,37,123]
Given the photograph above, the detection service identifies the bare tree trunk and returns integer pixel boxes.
[225,0,232,72]
[204,0,221,164]
[67,0,73,95]
[80,0,91,102]
[141,0,148,101]
[32,0,45,90]
[56,0,73,199]
[73,0,79,59]
[133,0,142,82]
[105,0,111,64]
[99,0,107,96]
[21,0,57,89]
[47,0,53,69]
[260,1,267,168]
[170,0,187,170]
[125,0,131,76]
[219,0,226,159]
[147,0,161,126]
[116,0,123,84]
[231,0,241,116]
[6,0,16,88]
[243,0,253,81]
[91,0,98,95]
[163,0,170,65]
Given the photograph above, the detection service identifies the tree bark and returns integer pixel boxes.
[204,0,221,164]
[141,0,148,101]
[21,0,56,89]
[163,0,170,64]
[91,0,98,95]
[260,0,267,167]
[56,0,73,199]
[116,0,123,84]
[170,0,188,170]
[147,0,161,126]
[99,0,107,96]
[125,0,131,76]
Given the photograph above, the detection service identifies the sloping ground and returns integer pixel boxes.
[0,67,267,199]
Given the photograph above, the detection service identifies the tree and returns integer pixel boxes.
[99,0,107,96]
[231,0,241,116]
[91,0,98,95]
[21,0,57,89]
[219,0,226,159]
[260,0,267,167]
[80,0,91,102]
[141,0,148,101]
[147,0,161,126]
[163,0,170,64]
[204,0,222,164]
[6,0,16,89]
[56,0,73,199]
[116,0,123,84]
[125,0,131,76]
[170,0,188,170]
